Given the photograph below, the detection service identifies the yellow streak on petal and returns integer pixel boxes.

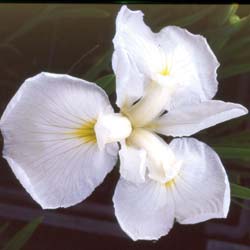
[165,179,175,188]
[160,66,170,76]
[67,120,96,143]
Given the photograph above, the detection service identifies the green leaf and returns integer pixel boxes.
[232,198,250,210]
[233,48,250,61]
[67,45,100,74]
[2,6,56,44]
[153,5,204,28]
[206,14,250,53]
[96,74,115,95]
[221,36,250,58]
[231,183,250,200]
[0,223,9,234]
[45,6,110,20]
[154,5,215,29]
[167,5,216,27]
[201,116,250,141]
[229,14,241,24]
[2,217,43,250]
[212,4,239,26]
[2,6,109,44]
[83,49,112,81]
[213,146,250,162]
[219,63,250,79]
[229,169,250,179]
[212,130,250,146]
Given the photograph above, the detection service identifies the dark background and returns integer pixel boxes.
[0,4,250,250]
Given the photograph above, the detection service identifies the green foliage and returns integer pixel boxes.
[231,183,250,200]
[213,4,239,26]
[96,74,116,95]
[166,5,216,27]
[232,198,250,210]
[1,217,43,250]
[206,14,250,55]
[2,5,110,44]
[219,63,250,79]
[210,128,250,164]
[83,49,113,82]
[214,146,250,163]
[44,6,110,20]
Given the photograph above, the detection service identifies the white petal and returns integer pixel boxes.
[119,141,146,183]
[94,113,132,150]
[169,138,230,224]
[153,100,248,137]
[113,6,160,77]
[0,72,118,209]
[112,6,164,109]
[113,177,174,241]
[112,48,145,109]
[156,26,220,109]
[157,26,219,109]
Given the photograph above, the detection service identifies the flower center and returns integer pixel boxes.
[124,82,171,128]
[94,113,132,150]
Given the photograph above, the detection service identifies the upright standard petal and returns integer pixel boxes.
[112,6,166,110]
[169,138,230,224]
[113,177,174,241]
[113,5,160,78]
[157,26,219,109]
[152,100,248,137]
[0,72,118,209]
[112,48,145,109]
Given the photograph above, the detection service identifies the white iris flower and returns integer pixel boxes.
[0,5,248,241]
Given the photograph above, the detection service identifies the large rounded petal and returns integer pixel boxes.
[113,177,174,241]
[153,100,248,137]
[0,72,118,209]
[169,138,230,224]
[157,26,220,109]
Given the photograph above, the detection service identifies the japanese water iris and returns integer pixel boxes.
[0,5,248,241]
